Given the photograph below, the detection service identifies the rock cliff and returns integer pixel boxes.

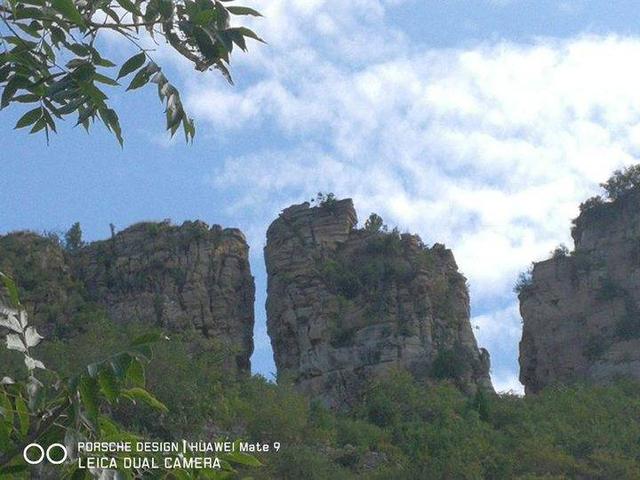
[265,198,492,407]
[519,189,640,394]
[0,220,255,373]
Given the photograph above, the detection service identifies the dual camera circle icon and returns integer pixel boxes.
[23,443,68,465]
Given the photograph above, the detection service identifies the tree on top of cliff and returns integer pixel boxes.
[574,164,640,222]
[64,222,83,251]
[600,164,640,201]
[0,0,263,144]
[311,192,338,211]
[364,213,386,233]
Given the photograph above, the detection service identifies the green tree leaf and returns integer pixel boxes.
[233,26,266,44]
[1,0,263,143]
[126,67,151,90]
[117,52,146,79]
[126,358,145,387]
[98,367,119,403]
[0,273,21,307]
[227,6,262,16]
[79,376,99,423]
[225,449,262,467]
[116,0,142,16]
[122,388,168,412]
[15,396,29,437]
[0,391,14,427]
[51,0,85,26]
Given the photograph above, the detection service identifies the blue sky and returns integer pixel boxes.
[3,0,640,392]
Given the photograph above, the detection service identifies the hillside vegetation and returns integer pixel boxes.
[2,317,639,480]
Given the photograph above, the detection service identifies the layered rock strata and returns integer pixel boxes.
[0,220,255,372]
[519,190,640,393]
[265,198,492,407]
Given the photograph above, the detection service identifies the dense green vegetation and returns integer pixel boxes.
[2,217,640,478]
[319,226,431,301]
[0,278,261,479]
[3,315,639,479]
[572,164,640,238]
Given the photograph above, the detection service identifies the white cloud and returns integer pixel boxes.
[176,1,640,382]
[192,34,640,292]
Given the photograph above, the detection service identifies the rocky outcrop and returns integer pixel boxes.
[265,198,492,408]
[519,190,640,394]
[0,220,255,373]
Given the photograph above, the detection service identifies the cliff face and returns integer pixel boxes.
[519,190,640,394]
[265,199,492,407]
[0,220,255,373]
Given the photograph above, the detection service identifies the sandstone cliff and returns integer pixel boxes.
[0,220,255,372]
[519,189,640,394]
[265,198,492,407]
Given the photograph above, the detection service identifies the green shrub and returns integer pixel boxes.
[431,345,472,380]
[234,376,310,443]
[64,222,84,251]
[551,244,569,258]
[571,249,601,273]
[321,259,362,299]
[600,164,640,201]
[312,192,338,212]
[336,418,386,449]
[514,265,535,296]
[321,232,415,302]
[261,446,350,480]
[364,213,385,233]
[579,195,606,214]
[5,313,640,480]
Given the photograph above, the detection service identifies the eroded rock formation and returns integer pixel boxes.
[265,198,492,407]
[0,220,255,372]
[519,189,640,394]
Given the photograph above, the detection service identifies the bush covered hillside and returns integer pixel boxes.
[1,314,640,479]
[2,188,640,479]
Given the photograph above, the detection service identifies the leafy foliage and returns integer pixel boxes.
[364,213,385,233]
[514,264,534,296]
[64,221,83,252]
[0,0,263,143]
[4,216,640,478]
[320,231,414,303]
[3,269,640,479]
[0,274,260,478]
[311,192,338,211]
[431,345,473,380]
[572,164,640,238]
[550,243,569,258]
[600,164,640,201]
